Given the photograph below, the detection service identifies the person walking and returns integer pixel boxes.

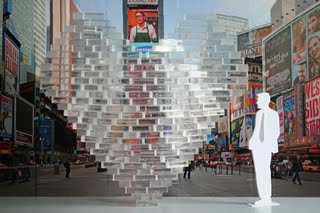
[292,155,303,185]
[64,160,71,178]
[183,161,192,179]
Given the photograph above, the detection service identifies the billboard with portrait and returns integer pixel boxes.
[292,16,306,65]
[265,26,292,96]
[283,91,296,139]
[238,25,272,58]
[3,34,20,96]
[128,9,158,44]
[276,95,285,143]
[0,95,13,141]
[264,4,320,96]
[305,77,320,136]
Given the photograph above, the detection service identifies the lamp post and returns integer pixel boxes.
[39,137,44,166]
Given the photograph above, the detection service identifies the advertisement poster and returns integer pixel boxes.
[265,26,292,95]
[305,77,320,136]
[231,117,244,147]
[15,96,33,147]
[230,90,245,121]
[128,9,158,53]
[276,96,285,143]
[239,115,255,148]
[37,118,53,151]
[237,25,272,58]
[295,84,305,138]
[218,116,228,136]
[4,35,20,96]
[292,62,307,86]
[292,16,306,64]
[245,82,263,113]
[283,91,296,139]
[0,95,13,141]
[308,7,320,80]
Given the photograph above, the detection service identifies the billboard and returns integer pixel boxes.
[283,91,296,139]
[292,16,306,65]
[4,34,20,96]
[276,96,285,143]
[230,91,245,121]
[0,95,13,141]
[218,116,228,136]
[36,118,53,151]
[265,26,292,95]
[238,25,272,58]
[264,4,320,96]
[231,117,244,147]
[238,115,255,148]
[15,95,34,147]
[245,83,263,113]
[308,8,320,81]
[305,77,320,136]
[128,9,158,44]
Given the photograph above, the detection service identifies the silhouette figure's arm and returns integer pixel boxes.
[249,110,262,150]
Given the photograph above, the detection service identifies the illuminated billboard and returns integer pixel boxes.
[265,26,292,96]
[263,4,320,96]
[128,9,158,43]
[305,77,320,136]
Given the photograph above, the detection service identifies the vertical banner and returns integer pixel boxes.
[295,84,305,138]
[276,96,285,143]
[305,77,320,136]
[38,118,53,151]
[4,35,20,95]
[239,115,255,148]
[245,82,263,113]
[230,91,245,121]
[265,26,292,95]
[0,95,13,141]
[292,16,306,65]
[218,116,228,136]
[283,91,296,139]
[231,117,244,147]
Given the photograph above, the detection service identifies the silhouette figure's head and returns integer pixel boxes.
[256,93,270,109]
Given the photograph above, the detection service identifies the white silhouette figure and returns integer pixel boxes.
[248,92,280,208]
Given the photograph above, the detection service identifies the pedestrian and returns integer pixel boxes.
[64,159,71,178]
[129,11,158,43]
[183,160,192,179]
[292,155,303,185]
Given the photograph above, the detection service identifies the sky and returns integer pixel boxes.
[74,0,276,33]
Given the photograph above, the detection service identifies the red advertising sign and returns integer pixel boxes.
[305,77,320,136]
[309,148,320,153]
[4,35,20,95]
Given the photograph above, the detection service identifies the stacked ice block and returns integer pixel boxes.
[41,12,248,206]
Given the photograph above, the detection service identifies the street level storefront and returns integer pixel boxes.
[284,135,320,160]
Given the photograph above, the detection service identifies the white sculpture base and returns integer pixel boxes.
[247,200,280,208]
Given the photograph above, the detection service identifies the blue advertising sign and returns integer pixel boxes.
[37,118,53,151]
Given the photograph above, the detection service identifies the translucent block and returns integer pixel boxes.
[41,11,248,206]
